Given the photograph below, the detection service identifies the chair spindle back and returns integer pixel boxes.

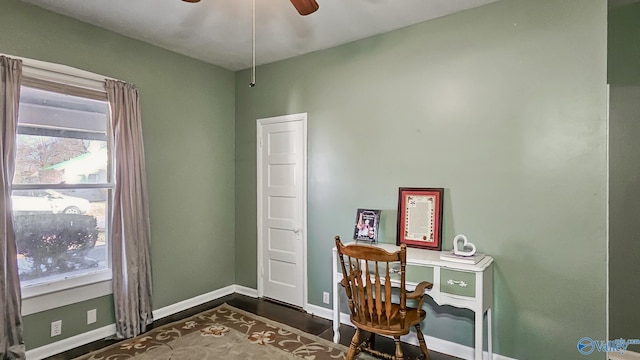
[336,237,407,330]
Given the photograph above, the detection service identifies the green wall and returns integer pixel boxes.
[235,0,608,358]
[609,85,640,353]
[22,296,114,349]
[608,2,640,353]
[0,0,236,350]
[608,3,640,85]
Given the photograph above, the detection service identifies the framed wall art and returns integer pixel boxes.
[396,187,444,250]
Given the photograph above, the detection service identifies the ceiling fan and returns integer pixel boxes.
[181,0,319,16]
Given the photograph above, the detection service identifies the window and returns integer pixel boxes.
[12,77,113,299]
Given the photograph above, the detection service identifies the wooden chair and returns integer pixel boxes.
[335,236,433,360]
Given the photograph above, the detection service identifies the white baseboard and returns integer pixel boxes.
[609,351,640,360]
[152,285,236,320]
[234,284,259,298]
[153,285,257,320]
[26,324,116,360]
[27,285,256,360]
[305,304,517,360]
[305,303,334,318]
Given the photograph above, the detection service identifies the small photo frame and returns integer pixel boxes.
[353,209,381,243]
[396,187,444,250]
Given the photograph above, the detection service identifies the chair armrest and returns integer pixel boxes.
[406,281,433,299]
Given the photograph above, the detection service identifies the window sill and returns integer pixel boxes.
[22,270,112,316]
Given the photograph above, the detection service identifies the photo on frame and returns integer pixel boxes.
[353,209,381,243]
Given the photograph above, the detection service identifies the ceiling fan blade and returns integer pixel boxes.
[290,0,319,16]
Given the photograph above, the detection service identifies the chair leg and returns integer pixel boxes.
[393,336,404,360]
[345,328,360,360]
[414,324,431,360]
[367,332,376,349]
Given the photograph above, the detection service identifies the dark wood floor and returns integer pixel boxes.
[46,294,461,360]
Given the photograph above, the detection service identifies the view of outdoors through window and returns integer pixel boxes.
[13,85,111,288]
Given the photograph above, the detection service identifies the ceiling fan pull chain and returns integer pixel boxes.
[249,0,256,87]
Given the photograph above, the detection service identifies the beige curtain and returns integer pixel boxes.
[0,56,25,359]
[105,79,153,339]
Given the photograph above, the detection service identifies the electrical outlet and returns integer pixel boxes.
[87,309,97,324]
[323,291,330,304]
[51,320,62,337]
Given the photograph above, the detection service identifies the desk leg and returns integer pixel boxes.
[332,287,340,342]
[332,253,340,343]
[475,310,483,360]
[487,308,493,359]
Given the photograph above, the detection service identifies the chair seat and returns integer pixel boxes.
[351,303,426,337]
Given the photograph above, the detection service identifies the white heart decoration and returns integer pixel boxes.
[453,234,476,257]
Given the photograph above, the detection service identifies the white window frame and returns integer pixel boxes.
[4,54,117,315]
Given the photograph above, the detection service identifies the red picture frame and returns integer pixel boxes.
[396,187,444,250]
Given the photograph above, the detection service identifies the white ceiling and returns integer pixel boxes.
[21,0,499,71]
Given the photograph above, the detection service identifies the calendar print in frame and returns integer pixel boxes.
[396,187,444,250]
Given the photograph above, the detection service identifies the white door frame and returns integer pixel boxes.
[256,112,308,310]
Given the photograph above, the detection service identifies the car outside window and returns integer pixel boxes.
[12,83,113,291]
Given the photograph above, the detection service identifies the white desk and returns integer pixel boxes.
[332,243,494,360]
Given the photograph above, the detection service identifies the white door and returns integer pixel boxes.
[257,113,307,308]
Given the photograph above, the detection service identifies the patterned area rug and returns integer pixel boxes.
[74,303,376,360]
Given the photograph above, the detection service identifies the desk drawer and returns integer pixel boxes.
[440,269,475,298]
[405,264,434,284]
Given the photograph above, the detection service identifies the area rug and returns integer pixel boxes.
[74,303,376,360]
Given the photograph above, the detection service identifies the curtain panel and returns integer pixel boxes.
[105,79,153,339]
[0,56,25,359]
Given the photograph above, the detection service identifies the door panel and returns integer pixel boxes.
[269,228,297,253]
[268,164,296,187]
[259,116,306,308]
[268,196,296,220]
